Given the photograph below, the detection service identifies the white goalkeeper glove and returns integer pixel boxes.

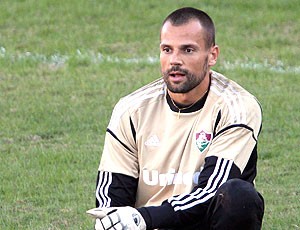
[86,206,147,230]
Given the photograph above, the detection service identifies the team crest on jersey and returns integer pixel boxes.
[196,130,212,153]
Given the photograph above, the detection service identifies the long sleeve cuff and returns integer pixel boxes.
[137,203,179,230]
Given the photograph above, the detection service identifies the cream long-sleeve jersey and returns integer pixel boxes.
[95,70,262,229]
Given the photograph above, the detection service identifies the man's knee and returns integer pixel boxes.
[207,179,264,229]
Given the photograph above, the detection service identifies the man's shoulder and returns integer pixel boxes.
[126,78,166,101]
[114,78,165,113]
[209,70,262,120]
[210,70,259,101]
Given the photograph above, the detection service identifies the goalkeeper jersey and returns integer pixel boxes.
[96,70,262,228]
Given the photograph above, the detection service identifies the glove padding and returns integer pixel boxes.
[86,206,146,230]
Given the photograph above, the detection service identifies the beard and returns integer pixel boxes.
[162,57,209,94]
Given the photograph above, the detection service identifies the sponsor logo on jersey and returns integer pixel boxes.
[144,135,160,147]
[142,168,202,186]
[196,130,212,153]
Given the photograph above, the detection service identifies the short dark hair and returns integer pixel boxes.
[162,7,215,49]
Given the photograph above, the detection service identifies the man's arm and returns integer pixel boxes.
[95,97,139,208]
[137,155,243,229]
[95,171,138,207]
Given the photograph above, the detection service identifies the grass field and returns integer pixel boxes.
[0,0,299,229]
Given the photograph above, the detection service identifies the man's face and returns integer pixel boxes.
[160,20,211,94]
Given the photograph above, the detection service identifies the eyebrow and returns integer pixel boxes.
[160,43,199,49]
[180,44,198,49]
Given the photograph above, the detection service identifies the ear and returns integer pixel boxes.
[208,45,219,67]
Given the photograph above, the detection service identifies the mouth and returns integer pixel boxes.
[169,71,186,82]
[169,71,185,76]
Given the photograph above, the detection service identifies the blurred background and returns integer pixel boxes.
[0,0,299,229]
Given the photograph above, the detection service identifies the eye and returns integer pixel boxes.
[162,47,171,53]
[185,48,194,53]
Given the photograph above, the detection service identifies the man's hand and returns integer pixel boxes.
[86,206,146,230]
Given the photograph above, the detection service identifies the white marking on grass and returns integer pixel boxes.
[221,59,300,74]
[0,47,299,73]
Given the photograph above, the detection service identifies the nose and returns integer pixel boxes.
[169,51,183,66]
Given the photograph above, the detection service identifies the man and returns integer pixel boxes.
[87,7,264,230]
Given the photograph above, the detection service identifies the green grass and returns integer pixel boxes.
[1,0,299,229]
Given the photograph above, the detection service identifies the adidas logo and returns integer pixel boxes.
[145,135,160,147]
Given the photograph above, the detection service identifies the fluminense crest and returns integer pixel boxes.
[195,130,212,153]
